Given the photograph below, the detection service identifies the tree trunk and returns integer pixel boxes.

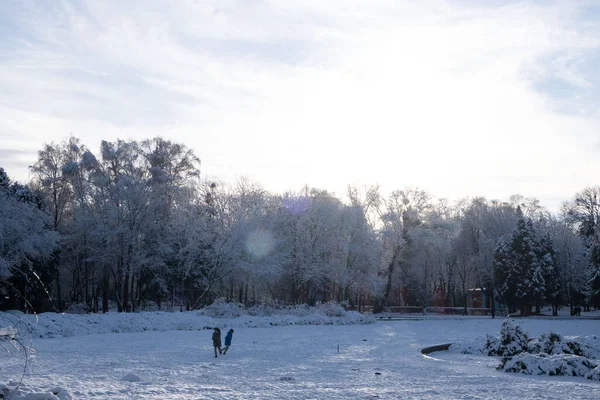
[130,274,136,312]
[374,246,400,313]
[55,252,63,312]
[489,286,496,319]
[102,280,109,313]
[123,273,130,313]
[232,283,244,304]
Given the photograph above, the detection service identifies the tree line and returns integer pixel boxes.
[1,136,599,315]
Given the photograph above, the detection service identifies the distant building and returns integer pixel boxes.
[468,288,504,310]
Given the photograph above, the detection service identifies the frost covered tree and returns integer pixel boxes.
[30,137,85,311]
[554,209,591,315]
[278,188,348,305]
[342,186,384,310]
[565,187,600,309]
[451,198,517,317]
[10,134,600,315]
[89,138,201,312]
[407,216,456,309]
[0,168,58,311]
[373,188,431,312]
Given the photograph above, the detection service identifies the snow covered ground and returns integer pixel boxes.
[2,313,600,399]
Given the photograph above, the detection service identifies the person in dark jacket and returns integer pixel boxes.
[222,329,234,355]
[212,328,222,357]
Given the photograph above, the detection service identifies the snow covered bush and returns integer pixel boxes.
[527,332,587,357]
[497,319,529,356]
[499,353,598,378]
[316,301,346,317]
[586,366,600,381]
[483,334,501,356]
[247,302,277,316]
[246,301,351,318]
[449,319,529,356]
[2,302,373,340]
[199,299,244,318]
[450,333,505,356]
[497,330,600,379]
[450,318,600,380]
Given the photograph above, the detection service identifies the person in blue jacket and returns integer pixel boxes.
[222,329,234,355]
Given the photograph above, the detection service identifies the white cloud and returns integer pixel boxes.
[0,0,599,210]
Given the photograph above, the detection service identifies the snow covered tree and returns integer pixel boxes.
[406,217,456,309]
[555,208,591,315]
[278,188,347,305]
[565,187,600,309]
[537,233,560,315]
[494,207,549,315]
[30,137,86,311]
[12,133,600,316]
[374,188,432,312]
[452,198,517,317]
[342,186,384,310]
[0,168,59,311]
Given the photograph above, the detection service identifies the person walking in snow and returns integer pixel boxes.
[222,329,234,355]
[212,328,222,357]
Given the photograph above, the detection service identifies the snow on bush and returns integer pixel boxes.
[449,334,499,356]
[246,301,347,318]
[199,300,346,319]
[586,366,600,381]
[449,318,600,380]
[527,332,587,357]
[497,319,529,356]
[499,353,598,378]
[316,301,347,317]
[199,299,245,318]
[0,302,373,340]
[449,319,528,356]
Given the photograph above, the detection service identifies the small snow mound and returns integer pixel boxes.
[0,326,17,339]
[122,372,142,382]
[22,393,59,400]
[48,387,74,400]
[278,376,295,382]
[0,383,70,400]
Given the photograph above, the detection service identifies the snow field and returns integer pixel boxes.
[2,316,600,399]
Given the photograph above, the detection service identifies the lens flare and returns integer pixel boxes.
[246,229,274,258]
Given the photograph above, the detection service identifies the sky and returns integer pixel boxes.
[1,0,600,211]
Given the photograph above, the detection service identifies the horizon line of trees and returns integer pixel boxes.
[1,136,599,315]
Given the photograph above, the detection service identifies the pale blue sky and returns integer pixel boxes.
[1,0,599,210]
